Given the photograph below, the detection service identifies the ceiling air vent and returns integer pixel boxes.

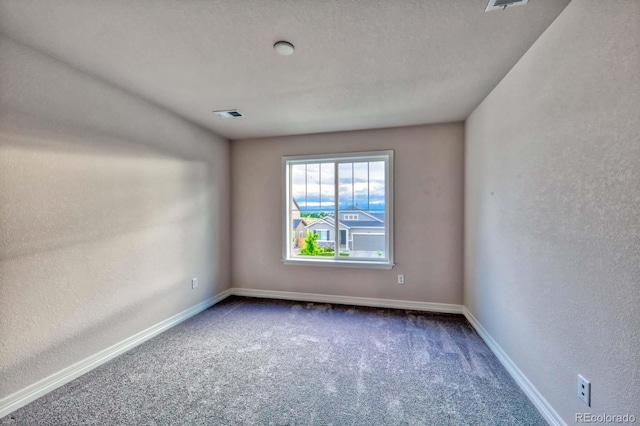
[213,109,244,119]
[485,0,528,12]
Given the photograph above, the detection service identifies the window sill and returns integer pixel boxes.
[282,258,395,269]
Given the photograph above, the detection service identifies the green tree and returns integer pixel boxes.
[300,231,320,255]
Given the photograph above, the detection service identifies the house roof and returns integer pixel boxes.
[338,209,384,222]
[341,220,384,228]
[305,217,348,230]
[308,216,347,229]
[306,213,384,229]
[292,219,306,229]
[368,212,386,222]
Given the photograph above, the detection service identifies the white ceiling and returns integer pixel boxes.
[0,0,571,140]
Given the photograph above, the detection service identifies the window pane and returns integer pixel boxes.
[290,162,335,259]
[291,164,306,209]
[353,162,369,210]
[305,163,320,213]
[320,162,335,212]
[337,160,386,259]
[369,161,385,211]
[338,163,354,210]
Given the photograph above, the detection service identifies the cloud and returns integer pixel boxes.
[292,160,385,211]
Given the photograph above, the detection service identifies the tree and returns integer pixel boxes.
[300,231,320,255]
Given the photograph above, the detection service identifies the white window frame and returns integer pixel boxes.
[283,150,394,269]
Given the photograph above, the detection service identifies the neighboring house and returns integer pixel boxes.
[292,218,307,248]
[291,199,308,247]
[305,210,385,253]
[305,217,349,250]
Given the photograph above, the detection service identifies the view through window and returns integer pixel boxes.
[284,151,393,266]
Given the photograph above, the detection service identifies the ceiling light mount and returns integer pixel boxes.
[274,41,295,56]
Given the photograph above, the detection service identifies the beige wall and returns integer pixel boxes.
[0,35,231,398]
[465,0,640,422]
[232,123,464,304]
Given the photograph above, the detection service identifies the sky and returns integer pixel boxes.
[291,161,385,212]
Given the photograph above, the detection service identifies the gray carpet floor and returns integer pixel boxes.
[1,296,546,425]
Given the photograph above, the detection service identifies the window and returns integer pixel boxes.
[316,229,330,241]
[283,150,393,268]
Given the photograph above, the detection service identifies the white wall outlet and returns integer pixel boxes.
[578,375,591,406]
[192,278,198,289]
[398,275,405,285]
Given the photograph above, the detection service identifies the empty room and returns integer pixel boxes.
[0,0,638,425]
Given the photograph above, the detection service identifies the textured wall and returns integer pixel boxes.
[0,35,231,398]
[465,0,640,422]
[232,123,464,304]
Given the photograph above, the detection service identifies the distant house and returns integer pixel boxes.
[291,200,308,247]
[305,209,385,253]
[292,218,308,248]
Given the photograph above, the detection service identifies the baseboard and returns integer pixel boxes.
[2,289,560,425]
[0,288,233,419]
[462,307,565,426]
[230,288,463,314]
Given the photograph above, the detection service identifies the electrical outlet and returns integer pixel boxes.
[578,375,591,406]
[192,278,198,289]
[398,275,405,285]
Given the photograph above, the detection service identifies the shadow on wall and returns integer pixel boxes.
[0,115,222,398]
[0,115,213,261]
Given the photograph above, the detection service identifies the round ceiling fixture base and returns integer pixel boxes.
[274,41,295,56]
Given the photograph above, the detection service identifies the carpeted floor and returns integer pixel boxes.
[1,296,546,425]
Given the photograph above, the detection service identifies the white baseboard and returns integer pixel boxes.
[462,307,565,426]
[0,289,233,419]
[230,288,463,314]
[2,288,561,426]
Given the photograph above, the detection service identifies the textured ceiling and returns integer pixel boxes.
[0,0,571,140]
